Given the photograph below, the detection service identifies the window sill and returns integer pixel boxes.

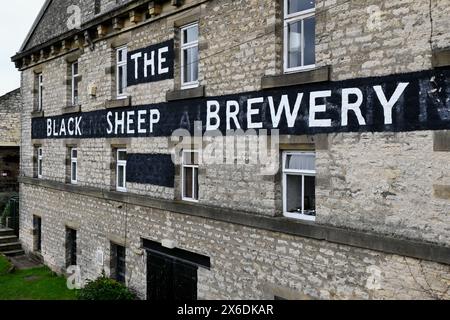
[284,212,316,222]
[104,96,132,109]
[432,48,450,68]
[261,66,331,90]
[62,105,81,114]
[166,86,205,102]
[31,111,44,118]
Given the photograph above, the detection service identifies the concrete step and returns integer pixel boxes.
[2,249,25,257]
[0,242,22,252]
[0,235,18,244]
[0,228,15,237]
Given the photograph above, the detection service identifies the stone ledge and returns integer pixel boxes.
[261,66,331,90]
[31,111,44,118]
[104,96,132,109]
[166,86,205,102]
[432,49,450,68]
[62,105,81,114]
[19,176,450,266]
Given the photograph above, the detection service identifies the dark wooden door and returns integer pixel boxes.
[147,252,198,301]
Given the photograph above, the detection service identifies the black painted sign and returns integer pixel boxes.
[127,154,175,188]
[32,67,450,139]
[127,39,174,86]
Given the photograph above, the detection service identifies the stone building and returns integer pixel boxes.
[11,0,450,300]
[0,88,21,210]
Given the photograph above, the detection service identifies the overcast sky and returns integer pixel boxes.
[0,0,46,96]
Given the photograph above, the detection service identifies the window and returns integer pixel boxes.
[182,151,199,202]
[116,46,128,98]
[284,0,316,72]
[70,148,78,184]
[33,215,42,253]
[116,149,127,192]
[37,147,43,179]
[37,73,43,111]
[71,61,80,106]
[181,23,199,89]
[66,228,77,267]
[111,243,126,284]
[282,151,316,221]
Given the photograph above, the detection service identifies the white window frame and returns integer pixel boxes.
[37,147,43,179]
[116,149,127,192]
[181,150,199,203]
[70,148,78,185]
[180,23,199,89]
[71,61,80,106]
[282,151,316,221]
[283,0,316,73]
[116,46,128,99]
[37,73,43,111]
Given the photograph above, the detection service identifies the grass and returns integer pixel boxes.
[0,255,77,300]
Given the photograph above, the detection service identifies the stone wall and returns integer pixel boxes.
[0,88,21,146]
[19,183,450,299]
[17,0,450,300]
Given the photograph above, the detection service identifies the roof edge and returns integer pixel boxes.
[19,0,53,53]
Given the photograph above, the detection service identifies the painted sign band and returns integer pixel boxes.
[32,67,450,139]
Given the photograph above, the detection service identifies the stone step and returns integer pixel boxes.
[0,228,15,237]
[0,235,18,244]
[2,249,25,257]
[0,242,22,252]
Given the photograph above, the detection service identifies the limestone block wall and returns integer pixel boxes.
[19,0,450,245]
[19,183,450,300]
[0,88,21,146]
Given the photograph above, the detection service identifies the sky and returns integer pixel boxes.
[0,0,47,96]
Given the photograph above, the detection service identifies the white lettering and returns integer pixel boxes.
[158,47,169,74]
[374,82,409,125]
[150,109,160,133]
[138,110,147,134]
[115,112,125,135]
[268,94,303,128]
[106,112,113,134]
[144,51,155,78]
[206,101,221,131]
[309,91,332,127]
[130,53,142,80]
[247,97,264,129]
[226,101,241,130]
[341,88,366,126]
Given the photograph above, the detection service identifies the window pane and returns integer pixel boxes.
[286,174,302,213]
[288,0,315,14]
[118,165,125,188]
[73,77,79,105]
[286,153,315,171]
[183,25,198,44]
[73,62,78,75]
[288,21,302,68]
[183,47,199,83]
[304,176,316,214]
[184,152,199,166]
[118,66,126,94]
[304,16,316,66]
[38,160,42,176]
[72,149,78,158]
[72,162,77,181]
[118,48,127,63]
[184,167,193,198]
[193,168,199,200]
[118,151,127,161]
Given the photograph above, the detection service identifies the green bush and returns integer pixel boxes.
[77,274,136,300]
